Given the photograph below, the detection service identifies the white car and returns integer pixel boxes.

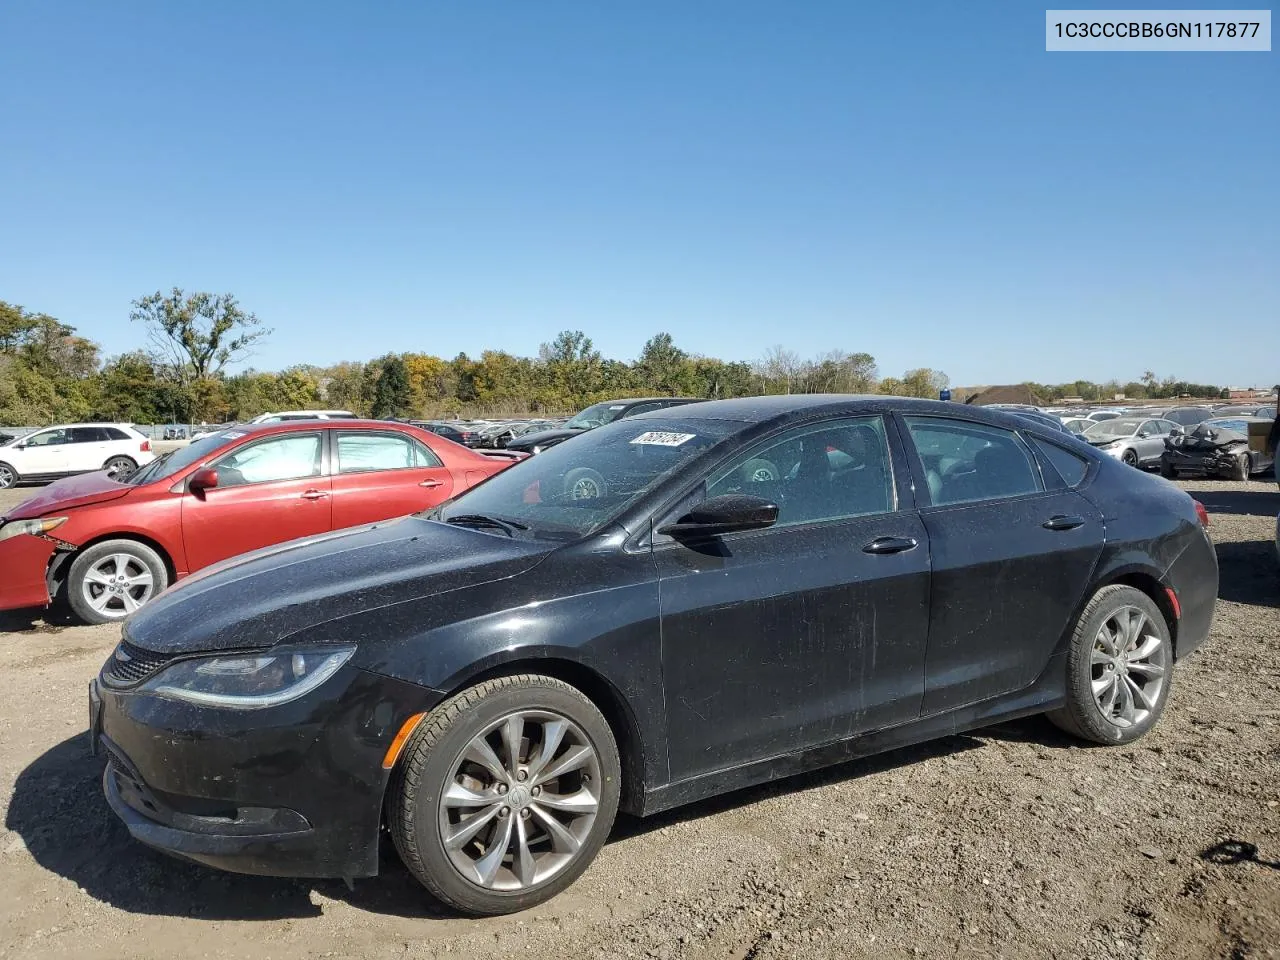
[0,423,156,489]
[248,410,357,423]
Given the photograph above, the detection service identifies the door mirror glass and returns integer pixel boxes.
[658,494,779,538]
[189,467,219,494]
[1169,425,1185,436]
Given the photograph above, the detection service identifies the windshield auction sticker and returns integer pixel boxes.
[630,431,696,446]
[1046,10,1271,50]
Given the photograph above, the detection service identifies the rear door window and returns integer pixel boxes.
[904,417,1043,506]
[336,431,442,472]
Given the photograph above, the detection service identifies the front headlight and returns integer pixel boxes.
[0,516,67,542]
[140,644,355,709]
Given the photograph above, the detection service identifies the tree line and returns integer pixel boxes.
[0,291,1228,427]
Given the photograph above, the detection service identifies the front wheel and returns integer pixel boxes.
[1159,459,1177,480]
[1048,585,1173,745]
[0,461,16,489]
[1230,452,1250,481]
[389,675,621,915]
[563,467,607,501]
[1121,449,1139,468]
[66,539,169,624]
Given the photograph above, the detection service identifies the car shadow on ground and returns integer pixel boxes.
[7,730,988,922]
[0,605,81,633]
[1213,540,1280,609]
[1192,488,1280,519]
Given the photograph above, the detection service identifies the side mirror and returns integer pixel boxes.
[657,494,779,539]
[189,467,219,496]
[1170,426,1185,436]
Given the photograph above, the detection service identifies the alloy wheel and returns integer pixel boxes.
[105,458,135,481]
[1091,605,1167,728]
[81,553,156,617]
[438,710,602,891]
[569,477,602,500]
[0,464,13,488]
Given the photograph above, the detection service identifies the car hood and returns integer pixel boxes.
[3,472,131,521]
[124,516,555,654]
[506,427,586,451]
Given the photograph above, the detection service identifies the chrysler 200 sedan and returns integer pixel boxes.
[90,397,1218,916]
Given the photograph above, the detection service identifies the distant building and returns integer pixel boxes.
[1227,387,1273,399]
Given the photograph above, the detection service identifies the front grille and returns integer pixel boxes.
[102,640,175,688]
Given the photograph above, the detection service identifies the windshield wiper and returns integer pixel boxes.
[444,514,530,537]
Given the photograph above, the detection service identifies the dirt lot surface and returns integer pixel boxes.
[1,479,1277,959]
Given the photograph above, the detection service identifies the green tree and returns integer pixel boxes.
[130,288,270,420]
[371,355,411,418]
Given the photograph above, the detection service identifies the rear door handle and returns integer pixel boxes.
[1042,514,1085,531]
[418,478,444,488]
[862,536,918,555]
[301,489,330,501]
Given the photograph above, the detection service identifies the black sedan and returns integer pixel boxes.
[505,397,696,454]
[91,397,1217,915]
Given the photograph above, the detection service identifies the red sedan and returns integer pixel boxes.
[0,420,520,624]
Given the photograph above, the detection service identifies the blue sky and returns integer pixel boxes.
[1,1,1275,387]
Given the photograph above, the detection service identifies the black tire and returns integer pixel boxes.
[1121,449,1139,468]
[563,467,607,501]
[0,461,16,489]
[1047,585,1173,745]
[1159,459,1177,480]
[389,674,621,916]
[66,539,169,625]
[103,456,137,481]
[1230,452,1250,482]
[741,458,779,483]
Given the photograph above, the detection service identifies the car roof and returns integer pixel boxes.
[625,394,1072,430]
[212,419,428,437]
[30,422,136,429]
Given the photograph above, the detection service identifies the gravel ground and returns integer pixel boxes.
[0,479,1277,960]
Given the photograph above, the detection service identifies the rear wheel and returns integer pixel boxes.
[0,462,16,489]
[389,675,620,916]
[1121,449,1139,468]
[1048,585,1173,745]
[103,456,137,481]
[66,539,169,624]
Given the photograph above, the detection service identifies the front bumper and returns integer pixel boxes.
[1161,448,1244,477]
[0,535,56,611]
[93,666,439,879]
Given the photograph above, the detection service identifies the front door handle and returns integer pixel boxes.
[862,536,918,555]
[300,489,330,501]
[418,478,444,488]
[1042,514,1085,531]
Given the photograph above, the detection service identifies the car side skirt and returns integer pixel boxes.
[639,656,1065,816]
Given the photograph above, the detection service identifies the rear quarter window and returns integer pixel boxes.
[1030,437,1090,487]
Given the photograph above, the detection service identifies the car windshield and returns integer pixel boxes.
[563,402,632,430]
[1206,418,1249,433]
[1084,418,1141,438]
[125,429,245,485]
[437,416,737,537]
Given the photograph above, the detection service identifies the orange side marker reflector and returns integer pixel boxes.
[1165,587,1182,621]
[382,712,427,770]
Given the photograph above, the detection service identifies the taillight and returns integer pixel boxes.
[1194,500,1209,528]
[140,440,151,452]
